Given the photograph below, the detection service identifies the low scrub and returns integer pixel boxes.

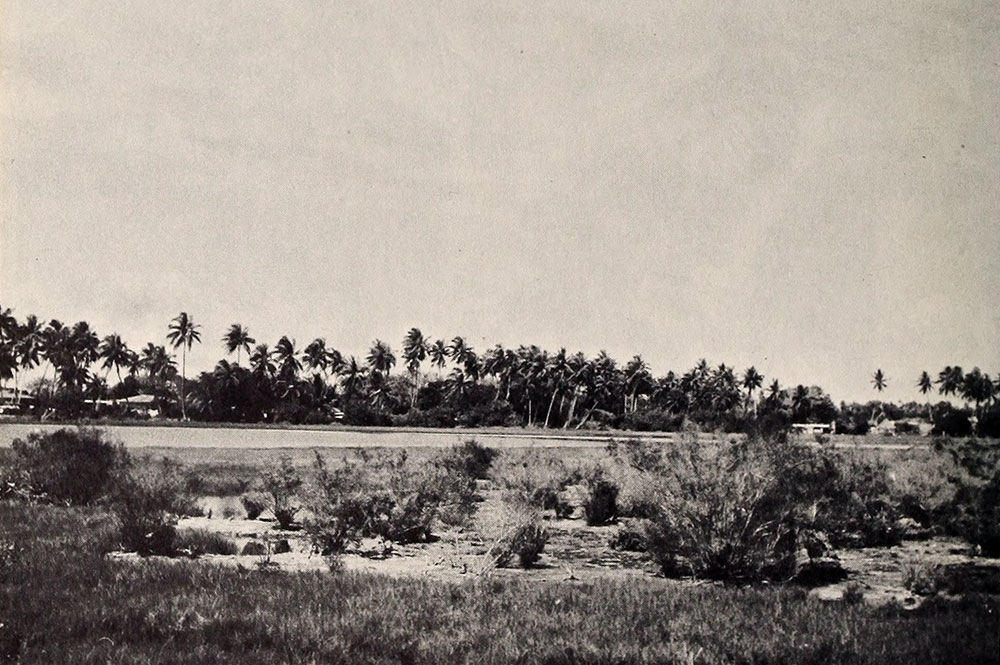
[8,428,128,505]
[581,467,619,526]
[240,492,269,520]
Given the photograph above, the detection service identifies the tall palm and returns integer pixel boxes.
[742,366,764,415]
[223,324,255,365]
[767,379,782,404]
[917,371,934,420]
[623,355,651,414]
[249,343,276,382]
[99,334,134,403]
[13,315,42,403]
[871,369,887,392]
[140,343,177,383]
[448,336,474,368]
[366,339,396,377]
[402,328,428,407]
[936,366,963,396]
[166,312,202,420]
[272,336,302,382]
[339,356,367,398]
[428,339,449,377]
[303,338,330,378]
[961,368,994,427]
[544,348,571,428]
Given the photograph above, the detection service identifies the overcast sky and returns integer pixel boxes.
[2,1,997,404]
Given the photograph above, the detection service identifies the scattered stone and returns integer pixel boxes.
[241,540,267,556]
[793,549,847,586]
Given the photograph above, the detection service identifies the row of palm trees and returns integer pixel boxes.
[1,304,996,428]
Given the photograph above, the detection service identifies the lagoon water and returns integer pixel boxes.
[0,423,628,450]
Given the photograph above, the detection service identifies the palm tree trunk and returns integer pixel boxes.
[563,388,580,430]
[576,399,600,429]
[180,347,187,421]
[544,389,558,428]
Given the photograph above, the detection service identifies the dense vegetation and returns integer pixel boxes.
[1,305,998,435]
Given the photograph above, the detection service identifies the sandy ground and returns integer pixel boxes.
[106,500,1000,608]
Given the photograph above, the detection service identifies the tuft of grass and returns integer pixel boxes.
[174,528,239,556]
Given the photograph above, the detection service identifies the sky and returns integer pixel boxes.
[1,1,998,404]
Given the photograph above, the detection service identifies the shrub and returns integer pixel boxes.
[110,459,193,555]
[263,455,303,529]
[173,528,239,556]
[441,439,498,480]
[484,503,548,568]
[582,467,618,526]
[240,492,269,520]
[9,428,127,505]
[304,455,370,555]
[642,434,800,581]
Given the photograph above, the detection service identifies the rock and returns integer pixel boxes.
[896,518,934,541]
[273,539,291,554]
[241,540,267,556]
[792,548,847,586]
[799,530,832,558]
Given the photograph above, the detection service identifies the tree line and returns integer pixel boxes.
[0,305,997,435]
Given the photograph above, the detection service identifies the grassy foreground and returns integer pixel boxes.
[1,503,997,665]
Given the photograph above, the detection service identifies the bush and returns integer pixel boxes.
[173,528,239,556]
[441,439,498,480]
[642,434,800,581]
[582,468,618,526]
[240,492,269,520]
[303,455,369,555]
[110,459,193,555]
[484,503,548,568]
[263,456,303,529]
[9,428,128,505]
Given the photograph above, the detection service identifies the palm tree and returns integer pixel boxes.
[936,366,963,396]
[448,336,474,368]
[14,315,43,404]
[742,366,764,415]
[961,368,994,428]
[366,339,396,377]
[303,338,329,378]
[401,328,428,407]
[272,336,302,382]
[917,371,934,420]
[339,356,367,399]
[871,369,887,392]
[623,355,651,414]
[543,348,572,428]
[99,334,134,404]
[249,343,276,381]
[766,379,782,404]
[871,369,887,426]
[0,307,17,342]
[428,339,449,377]
[223,324,255,365]
[166,312,202,420]
[140,343,177,383]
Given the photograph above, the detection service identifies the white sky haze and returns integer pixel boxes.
[2,1,998,404]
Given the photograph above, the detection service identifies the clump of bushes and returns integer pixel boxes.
[8,428,127,505]
[304,449,482,556]
[263,455,303,529]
